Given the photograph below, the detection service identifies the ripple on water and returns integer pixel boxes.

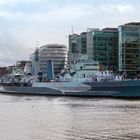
[0,95,140,140]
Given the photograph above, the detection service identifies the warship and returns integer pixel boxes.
[0,57,140,98]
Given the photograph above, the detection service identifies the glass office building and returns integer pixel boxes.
[31,44,68,75]
[69,28,118,71]
[118,22,140,77]
[39,44,68,75]
[87,28,118,71]
[68,32,87,63]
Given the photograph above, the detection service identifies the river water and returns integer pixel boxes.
[0,94,140,140]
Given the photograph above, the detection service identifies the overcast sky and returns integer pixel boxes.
[0,0,140,66]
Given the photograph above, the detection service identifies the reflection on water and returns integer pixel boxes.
[0,94,140,140]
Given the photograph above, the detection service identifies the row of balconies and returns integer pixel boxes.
[39,59,67,62]
[40,48,67,51]
[39,62,67,66]
[40,52,67,56]
[39,54,67,59]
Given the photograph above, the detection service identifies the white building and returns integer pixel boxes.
[31,44,68,75]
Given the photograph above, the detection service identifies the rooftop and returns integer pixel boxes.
[125,22,140,26]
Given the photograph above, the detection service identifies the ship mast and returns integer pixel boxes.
[34,41,40,76]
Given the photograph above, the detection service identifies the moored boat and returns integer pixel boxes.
[0,56,140,98]
[1,79,140,98]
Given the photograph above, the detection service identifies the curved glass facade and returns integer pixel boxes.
[39,44,68,75]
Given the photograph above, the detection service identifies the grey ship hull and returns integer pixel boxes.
[0,79,140,98]
[84,79,140,98]
[0,85,120,97]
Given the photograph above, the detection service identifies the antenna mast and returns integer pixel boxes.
[72,26,74,35]
[35,40,40,49]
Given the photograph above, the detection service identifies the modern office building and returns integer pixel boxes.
[31,44,68,75]
[87,28,100,60]
[87,28,118,71]
[80,32,87,54]
[68,34,81,63]
[68,32,87,63]
[118,22,140,77]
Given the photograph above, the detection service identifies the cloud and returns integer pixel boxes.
[116,5,134,13]
[0,0,139,66]
[0,12,8,16]
[0,0,39,4]
[100,4,134,14]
